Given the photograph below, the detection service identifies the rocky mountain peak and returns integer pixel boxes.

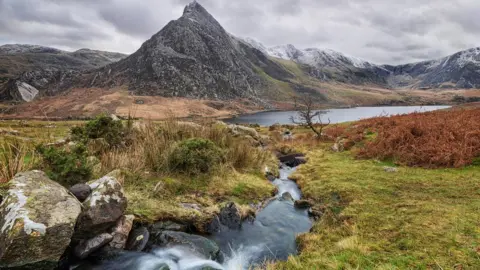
[182,1,219,26]
[79,1,293,101]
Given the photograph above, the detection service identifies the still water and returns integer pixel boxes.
[225,106,451,126]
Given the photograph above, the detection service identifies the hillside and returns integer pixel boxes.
[0,45,126,101]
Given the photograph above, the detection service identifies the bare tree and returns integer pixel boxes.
[290,95,330,138]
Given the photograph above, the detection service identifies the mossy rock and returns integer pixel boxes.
[0,171,81,268]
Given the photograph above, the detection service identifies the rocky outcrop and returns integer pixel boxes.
[219,202,242,230]
[75,175,127,239]
[0,171,82,269]
[0,44,127,102]
[0,80,39,102]
[150,231,221,260]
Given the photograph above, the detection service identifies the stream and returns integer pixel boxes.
[86,165,312,270]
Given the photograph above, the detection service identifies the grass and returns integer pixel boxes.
[0,117,277,228]
[124,169,274,223]
[272,146,480,269]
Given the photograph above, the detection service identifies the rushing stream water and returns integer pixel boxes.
[85,165,311,270]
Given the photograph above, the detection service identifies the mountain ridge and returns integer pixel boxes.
[1,1,480,106]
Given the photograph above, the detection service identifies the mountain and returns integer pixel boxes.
[84,1,294,102]
[0,44,127,101]
[258,43,389,85]
[384,47,480,89]
[1,1,479,109]
[245,37,480,89]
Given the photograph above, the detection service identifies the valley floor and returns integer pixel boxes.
[1,105,479,269]
[1,86,480,120]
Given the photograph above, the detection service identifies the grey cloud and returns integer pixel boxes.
[0,0,479,65]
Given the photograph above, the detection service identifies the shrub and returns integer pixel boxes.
[168,138,224,175]
[71,114,127,148]
[36,144,92,187]
[334,108,480,168]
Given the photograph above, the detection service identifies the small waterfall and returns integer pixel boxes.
[82,166,311,270]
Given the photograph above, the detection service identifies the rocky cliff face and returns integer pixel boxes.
[0,45,126,102]
[87,2,292,101]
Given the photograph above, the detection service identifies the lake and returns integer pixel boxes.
[225,106,451,126]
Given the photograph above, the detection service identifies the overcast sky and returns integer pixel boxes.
[0,0,479,65]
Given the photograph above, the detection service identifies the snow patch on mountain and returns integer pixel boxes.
[455,47,480,67]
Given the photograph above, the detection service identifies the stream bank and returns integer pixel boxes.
[78,156,313,270]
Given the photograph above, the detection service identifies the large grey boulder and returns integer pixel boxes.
[75,175,127,239]
[0,171,82,269]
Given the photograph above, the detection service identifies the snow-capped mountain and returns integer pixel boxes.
[242,41,375,70]
[241,38,480,89]
[239,40,388,85]
[0,44,64,54]
[384,47,480,88]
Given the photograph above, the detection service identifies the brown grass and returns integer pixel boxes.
[99,118,272,176]
[0,139,35,183]
[329,108,480,168]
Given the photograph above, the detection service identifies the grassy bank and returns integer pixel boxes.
[272,148,480,269]
[264,109,480,269]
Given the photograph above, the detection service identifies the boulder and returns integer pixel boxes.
[384,166,399,173]
[280,192,294,202]
[110,114,120,121]
[278,153,305,167]
[74,233,113,259]
[203,215,222,234]
[0,171,82,269]
[69,184,92,202]
[126,226,149,251]
[294,199,313,209]
[180,203,202,212]
[266,174,276,181]
[109,215,135,249]
[151,231,221,260]
[331,142,344,152]
[75,175,127,239]
[219,202,242,230]
[228,124,259,139]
